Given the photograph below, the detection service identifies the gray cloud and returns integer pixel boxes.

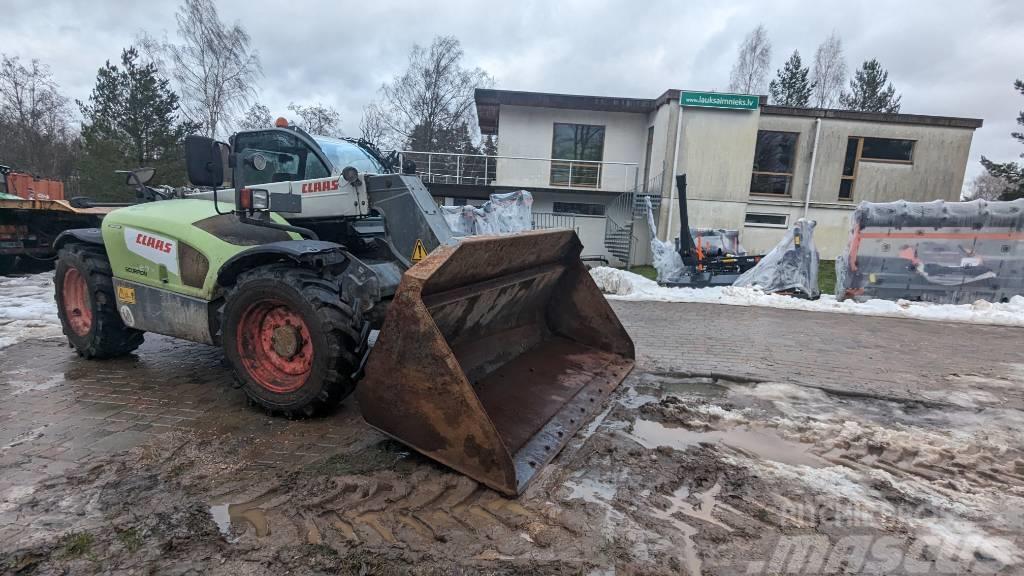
[2,0,1022,184]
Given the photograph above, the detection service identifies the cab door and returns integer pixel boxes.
[232,129,359,218]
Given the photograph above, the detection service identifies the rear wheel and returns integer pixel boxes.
[54,244,145,358]
[221,265,364,417]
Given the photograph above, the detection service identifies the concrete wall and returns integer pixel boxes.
[493,105,646,192]
[758,114,975,206]
[657,106,762,243]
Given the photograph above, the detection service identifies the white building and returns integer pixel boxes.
[465,88,982,264]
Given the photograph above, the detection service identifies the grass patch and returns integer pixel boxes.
[116,528,143,553]
[626,265,657,280]
[818,260,836,295]
[59,532,94,559]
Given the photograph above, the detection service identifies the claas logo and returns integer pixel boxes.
[301,179,340,193]
[135,233,173,254]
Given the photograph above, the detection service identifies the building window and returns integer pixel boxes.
[860,137,914,163]
[750,130,798,196]
[744,212,789,228]
[550,123,605,188]
[837,136,914,201]
[553,201,605,216]
[839,137,860,201]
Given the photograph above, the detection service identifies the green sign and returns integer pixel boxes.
[680,90,759,110]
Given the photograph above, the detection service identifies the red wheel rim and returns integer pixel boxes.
[236,299,314,393]
[62,268,92,337]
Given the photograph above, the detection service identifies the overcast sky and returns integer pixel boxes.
[3,0,1022,185]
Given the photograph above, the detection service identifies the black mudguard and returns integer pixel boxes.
[54,228,104,250]
[217,240,384,315]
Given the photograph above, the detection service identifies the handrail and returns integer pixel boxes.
[394,150,639,167]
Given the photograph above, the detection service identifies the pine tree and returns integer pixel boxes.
[979,79,1024,200]
[78,48,200,200]
[768,50,813,107]
[839,59,902,113]
[483,135,497,182]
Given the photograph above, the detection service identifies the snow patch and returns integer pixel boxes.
[590,267,1024,327]
[0,272,63,349]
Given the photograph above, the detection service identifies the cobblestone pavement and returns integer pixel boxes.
[1,301,1022,574]
[615,300,1024,410]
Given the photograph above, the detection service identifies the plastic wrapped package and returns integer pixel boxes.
[690,228,746,257]
[441,190,534,237]
[644,196,685,282]
[735,219,819,298]
[836,199,1024,304]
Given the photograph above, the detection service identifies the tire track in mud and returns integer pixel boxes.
[216,468,580,560]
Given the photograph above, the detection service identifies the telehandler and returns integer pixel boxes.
[52,122,634,495]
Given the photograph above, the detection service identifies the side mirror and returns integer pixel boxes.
[185,135,229,187]
[124,168,155,185]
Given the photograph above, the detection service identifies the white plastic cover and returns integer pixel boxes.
[644,196,684,282]
[734,218,820,298]
[441,190,534,237]
[692,228,746,257]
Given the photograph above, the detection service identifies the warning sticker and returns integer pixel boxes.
[117,285,136,304]
[411,239,428,263]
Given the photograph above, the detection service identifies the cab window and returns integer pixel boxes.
[232,130,329,185]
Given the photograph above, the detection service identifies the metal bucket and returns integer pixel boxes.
[358,229,635,496]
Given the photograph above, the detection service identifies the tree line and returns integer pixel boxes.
[728,26,901,113]
[727,25,1021,200]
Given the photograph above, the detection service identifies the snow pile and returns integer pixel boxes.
[590,267,1024,327]
[0,272,63,349]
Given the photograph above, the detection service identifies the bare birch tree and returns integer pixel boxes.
[287,102,342,137]
[728,25,772,94]
[235,102,271,131]
[966,172,1013,201]
[811,32,847,108]
[362,36,492,152]
[358,103,389,146]
[149,0,262,138]
[0,55,77,179]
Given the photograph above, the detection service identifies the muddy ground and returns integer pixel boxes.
[1,302,1023,575]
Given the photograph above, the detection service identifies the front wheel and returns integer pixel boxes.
[221,265,364,417]
[54,244,144,358]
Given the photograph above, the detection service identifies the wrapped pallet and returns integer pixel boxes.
[836,199,1024,304]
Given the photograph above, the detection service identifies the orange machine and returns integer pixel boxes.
[2,169,66,200]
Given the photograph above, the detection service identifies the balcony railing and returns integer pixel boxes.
[395,151,640,194]
[532,212,577,231]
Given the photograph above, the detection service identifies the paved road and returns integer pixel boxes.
[617,301,1024,409]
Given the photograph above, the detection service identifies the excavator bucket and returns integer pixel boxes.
[358,229,635,496]
[837,199,1024,304]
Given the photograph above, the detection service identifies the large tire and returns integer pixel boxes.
[54,244,145,358]
[0,255,16,276]
[221,265,364,417]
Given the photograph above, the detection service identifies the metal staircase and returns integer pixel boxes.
[603,190,662,267]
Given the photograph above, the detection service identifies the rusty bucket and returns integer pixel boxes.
[358,229,635,496]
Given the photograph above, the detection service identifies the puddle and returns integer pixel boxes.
[650,482,736,576]
[630,418,826,468]
[209,496,272,542]
[564,476,617,504]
